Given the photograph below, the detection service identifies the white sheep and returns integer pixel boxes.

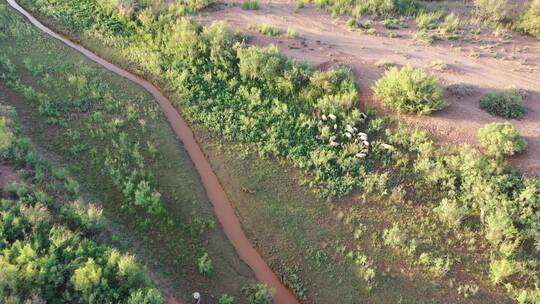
[329,135,337,142]
[345,132,352,139]
[357,132,367,138]
[330,141,339,147]
[322,114,328,121]
[333,124,338,130]
[329,114,337,121]
[355,152,367,158]
[363,141,370,146]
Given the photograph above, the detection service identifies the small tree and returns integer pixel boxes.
[373,65,446,115]
[478,122,527,158]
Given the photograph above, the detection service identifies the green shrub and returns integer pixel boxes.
[474,0,509,25]
[219,294,235,304]
[414,29,437,44]
[373,65,446,115]
[0,116,13,154]
[382,18,401,29]
[516,0,540,40]
[439,13,462,34]
[347,18,359,28]
[254,23,283,36]
[415,10,444,30]
[241,0,260,10]
[242,284,274,304]
[479,89,527,119]
[197,252,213,275]
[294,0,305,12]
[490,258,516,284]
[285,29,298,39]
[478,122,527,157]
[434,198,469,228]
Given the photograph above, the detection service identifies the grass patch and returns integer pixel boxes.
[241,0,260,10]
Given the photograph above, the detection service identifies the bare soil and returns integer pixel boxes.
[205,0,540,175]
[0,164,18,190]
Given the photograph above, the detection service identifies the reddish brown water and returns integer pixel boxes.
[7,1,299,302]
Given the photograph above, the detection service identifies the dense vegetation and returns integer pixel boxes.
[479,89,527,119]
[478,122,527,158]
[8,0,540,302]
[0,4,261,301]
[516,0,540,40]
[0,105,163,303]
[307,0,421,17]
[373,65,447,115]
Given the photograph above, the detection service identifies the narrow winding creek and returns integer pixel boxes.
[6,0,299,302]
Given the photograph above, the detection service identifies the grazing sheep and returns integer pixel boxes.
[355,152,367,158]
[330,141,339,147]
[357,132,367,138]
[329,114,337,120]
[334,124,338,130]
[345,132,352,139]
[330,135,337,142]
[363,141,370,146]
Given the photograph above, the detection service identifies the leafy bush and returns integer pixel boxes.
[373,65,446,115]
[479,89,527,119]
[382,18,401,29]
[219,294,235,304]
[416,10,444,30]
[439,13,462,34]
[254,23,283,36]
[285,29,298,38]
[516,0,540,40]
[490,258,516,284]
[414,29,437,44]
[242,284,274,304]
[197,252,213,275]
[241,0,260,10]
[312,0,421,17]
[434,198,469,227]
[474,0,509,24]
[478,122,527,157]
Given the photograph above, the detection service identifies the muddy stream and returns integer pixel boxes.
[6,0,299,302]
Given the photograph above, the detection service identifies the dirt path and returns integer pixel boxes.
[7,0,299,302]
[207,0,540,175]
